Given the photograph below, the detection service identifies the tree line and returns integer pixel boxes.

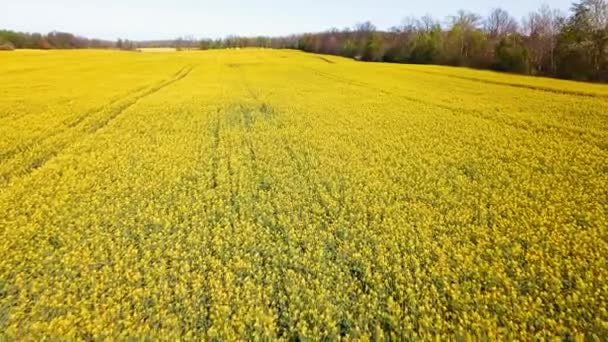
[200,0,608,82]
[0,30,114,50]
[2,0,607,81]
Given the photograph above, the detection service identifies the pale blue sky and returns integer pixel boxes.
[1,0,573,40]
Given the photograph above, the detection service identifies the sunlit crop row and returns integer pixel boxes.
[0,49,607,340]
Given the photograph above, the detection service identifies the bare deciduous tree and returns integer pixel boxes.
[523,5,564,74]
[486,8,518,38]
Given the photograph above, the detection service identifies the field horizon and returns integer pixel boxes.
[1,48,607,339]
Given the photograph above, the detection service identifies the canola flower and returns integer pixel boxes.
[0,49,607,340]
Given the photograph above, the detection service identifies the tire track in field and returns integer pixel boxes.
[401,68,608,100]
[0,85,151,163]
[305,66,608,152]
[1,65,193,163]
[85,65,194,135]
[0,66,53,77]
[234,65,375,337]
[1,66,193,162]
[0,65,195,188]
[220,65,297,338]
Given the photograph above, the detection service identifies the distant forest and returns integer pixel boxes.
[2,0,607,82]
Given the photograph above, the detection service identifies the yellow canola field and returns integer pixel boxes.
[0,49,607,340]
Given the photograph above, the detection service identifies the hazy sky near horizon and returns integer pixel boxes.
[1,0,573,40]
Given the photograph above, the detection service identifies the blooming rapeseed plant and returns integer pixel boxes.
[0,49,607,340]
